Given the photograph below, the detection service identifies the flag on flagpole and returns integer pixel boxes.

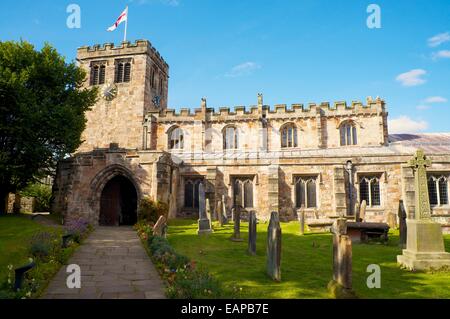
[107,6,128,32]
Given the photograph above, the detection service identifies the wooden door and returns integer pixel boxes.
[100,180,121,226]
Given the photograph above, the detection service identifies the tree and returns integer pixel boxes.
[0,41,97,214]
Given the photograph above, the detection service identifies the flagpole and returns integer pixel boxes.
[124,6,128,42]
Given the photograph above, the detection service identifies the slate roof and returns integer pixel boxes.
[389,133,450,154]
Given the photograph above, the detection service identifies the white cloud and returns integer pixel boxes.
[389,116,428,133]
[225,62,261,78]
[416,105,430,110]
[395,69,427,87]
[432,50,450,60]
[428,32,450,47]
[422,96,447,103]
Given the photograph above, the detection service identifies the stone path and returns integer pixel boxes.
[42,227,166,299]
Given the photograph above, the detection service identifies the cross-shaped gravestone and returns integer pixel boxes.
[407,149,432,220]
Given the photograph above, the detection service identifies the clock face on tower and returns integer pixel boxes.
[101,83,118,101]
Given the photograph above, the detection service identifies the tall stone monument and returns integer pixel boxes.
[397,149,450,270]
[266,211,281,281]
[197,183,212,235]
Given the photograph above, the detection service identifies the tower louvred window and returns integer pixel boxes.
[115,60,132,83]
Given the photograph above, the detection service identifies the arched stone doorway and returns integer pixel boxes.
[99,175,137,226]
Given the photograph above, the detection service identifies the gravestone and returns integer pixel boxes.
[266,211,281,281]
[298,205,305,235]
[153,215,167,237]
[359,200,367,222]
[197,183,212,235]
[328,217,355,298]
[222,197,229,225]
[217,200,224,226]
[354,202,360,222]
[206,198,213,224]
[397,149,450,270]
[230,207,243,242]
[387,212,397,229]
[248,211,257,255]
[398,200,407,249]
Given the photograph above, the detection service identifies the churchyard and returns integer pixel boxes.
[166,219,450,299]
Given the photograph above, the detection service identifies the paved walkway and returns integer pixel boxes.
[43,227,166,299]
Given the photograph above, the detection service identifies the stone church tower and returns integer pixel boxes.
[77,40,168,151]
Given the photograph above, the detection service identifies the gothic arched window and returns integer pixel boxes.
[281,123,298,148]
[428,175,449,206]
[340,121,357,146]
[184,179,203,208]
[233,177,254,209]
[168,126,184,150]
[223,126,239,150]
[295,176,318,208]
[359,176,381,206]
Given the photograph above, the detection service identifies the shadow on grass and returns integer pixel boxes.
[167,219,450,299]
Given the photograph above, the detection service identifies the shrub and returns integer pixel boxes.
[19,183,53,212]
[29,232,60,261]
[145,234,223,299]
[64,218,91,243]
[138,197,169,224]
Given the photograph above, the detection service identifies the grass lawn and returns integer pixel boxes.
[0,214,58,282]
[167,219,450,299]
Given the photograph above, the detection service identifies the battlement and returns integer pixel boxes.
[77,39,169,69]
[150,95,386,122]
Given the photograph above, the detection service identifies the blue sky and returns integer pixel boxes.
[1,0,450,133]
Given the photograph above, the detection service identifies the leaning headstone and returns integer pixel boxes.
[328,217,355,298]
[398,200,407,249]
[354,202,361,222]
[266,211,281,281]
[298,205,305,235]
[197,184,212,235]
[153,215,167,237]
[230,207,243,242]
[397,149,450,270]
[248,211,257,255]
[359,200,367,222]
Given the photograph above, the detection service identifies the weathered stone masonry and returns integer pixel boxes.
[52,40,450,230]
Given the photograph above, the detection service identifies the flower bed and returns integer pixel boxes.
[135,222,224,299]
[0,217,92,299]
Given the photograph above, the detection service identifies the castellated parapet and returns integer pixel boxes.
[145,95,389,152]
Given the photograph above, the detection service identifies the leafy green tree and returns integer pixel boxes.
[0,41,97,214]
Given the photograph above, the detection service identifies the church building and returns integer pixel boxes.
[52,40,450,231]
